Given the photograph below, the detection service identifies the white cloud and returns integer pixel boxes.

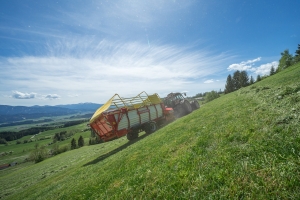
[227,63,252,71]
[9,91,61,100]
[11,91,37,99]
[204,79,214,84]
[253,61,278,75]
[227,58,278,76]
[43,94,61,100]
[228,57,261,71]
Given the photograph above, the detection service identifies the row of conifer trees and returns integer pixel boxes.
[225,44,300,94]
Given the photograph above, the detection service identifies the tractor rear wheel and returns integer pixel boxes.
[145,121,157,134]
[183,100,193,114]
[192,100,200,110]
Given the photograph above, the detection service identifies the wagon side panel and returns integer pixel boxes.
[127,110,140,128]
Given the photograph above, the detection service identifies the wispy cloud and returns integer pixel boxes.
[2,0,193,43]
[0,1,230,104]
[1,39,231,104]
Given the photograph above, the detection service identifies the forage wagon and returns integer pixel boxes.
[89,91,174,142]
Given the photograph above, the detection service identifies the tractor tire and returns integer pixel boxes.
[173,106,183,118]
[191,100,200,110]
[145,121,157,134]
[183,100,193,115]
[127,131,139,141]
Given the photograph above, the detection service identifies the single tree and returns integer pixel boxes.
[249,76,254,85]
[232,70,241,90]
[29,146,47,163]
[53,133,60,143]
[256,74,261,82]
[277,49,294,72]
[295,44,300,63]
[270,65,276,75]
[59,131,67,141]
[71,138,77,150]
[78,135,84,148]
[239,71,249,87]
[225,74,234,94]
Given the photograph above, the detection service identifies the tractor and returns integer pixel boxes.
[163,92,200,118]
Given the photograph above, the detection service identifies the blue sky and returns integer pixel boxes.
[0,0,299,106]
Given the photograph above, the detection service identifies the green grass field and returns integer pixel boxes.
[0,122,89,165]
[0,63,300,199]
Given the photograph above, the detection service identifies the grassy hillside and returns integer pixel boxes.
[1,63,300,199]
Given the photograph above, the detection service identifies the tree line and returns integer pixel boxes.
[0,127,55,142]
[0,119,88,143]
[225,70,250,94]
[277,44,300,72]
[225,44,300,94]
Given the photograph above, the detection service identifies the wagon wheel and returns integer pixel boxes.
[145,121,157,134]
[127,131,139,141]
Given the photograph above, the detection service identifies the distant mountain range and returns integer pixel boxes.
[0,103,102,124]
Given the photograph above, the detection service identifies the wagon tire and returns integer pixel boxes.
[145,121,157,134]
[127,131,139,141]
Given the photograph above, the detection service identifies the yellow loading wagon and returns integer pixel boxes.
[89,91,174,142]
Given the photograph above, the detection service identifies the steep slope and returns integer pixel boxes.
[1,63,299,199]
